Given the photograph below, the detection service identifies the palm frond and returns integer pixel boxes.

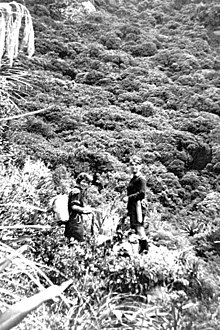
[0,1,34,67]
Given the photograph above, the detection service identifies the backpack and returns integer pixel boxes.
[50,187,81,222]
[50,194,69,222]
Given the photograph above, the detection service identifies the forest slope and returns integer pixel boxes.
[0,0,220,329]
[2,0,219,224]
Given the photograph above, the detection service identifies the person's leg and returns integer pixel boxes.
[72,225,84,242]
[129,209,148,254]
[136,226,146,239]
[136,226,148,254]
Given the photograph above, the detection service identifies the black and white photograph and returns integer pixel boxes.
[0,0,220,329]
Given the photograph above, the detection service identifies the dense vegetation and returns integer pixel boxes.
[0,0,220,329]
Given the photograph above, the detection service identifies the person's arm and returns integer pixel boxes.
[71,204,92,214]
[69,188,94,215]
[57,204,92,225]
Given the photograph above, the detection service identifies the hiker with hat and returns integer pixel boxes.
[124,155,148,254]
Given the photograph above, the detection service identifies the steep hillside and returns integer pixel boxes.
[0,0,220,328]
[2,0,219,223]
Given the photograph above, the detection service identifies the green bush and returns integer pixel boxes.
[134,101,155,117]
[130,41,158,57]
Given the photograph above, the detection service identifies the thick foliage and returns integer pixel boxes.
[1,0,220,328]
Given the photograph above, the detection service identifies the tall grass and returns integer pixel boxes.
[1,159,220,329]
[0,241,73,330]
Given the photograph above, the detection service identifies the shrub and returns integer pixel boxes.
[118,23,141,39]
[186,142,212,170]
[211,145,220,168]
[177,73,206,86]
[196,3,220,29]
[197,192,220,218]
[88,42,105,58]
[83,70,106,85]
[167,159,186,178]
[134,101,155,117]
[101,34,122,50]
[101,50,132,67]
[130,41,158,57]
[0,158,54,226]
[26,117,55,138]
[180,172,201,190]
[153,49,200,73]
[137,0,150,12]
[32,4,50,16]
[117,91,142,103]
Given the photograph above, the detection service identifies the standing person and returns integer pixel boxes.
[64,172,93,244]
[126,156,148,254]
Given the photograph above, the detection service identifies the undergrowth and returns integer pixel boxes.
[0,158,220,329]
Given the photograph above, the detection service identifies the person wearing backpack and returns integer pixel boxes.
[124,155,148,254]
[54,172,93,244]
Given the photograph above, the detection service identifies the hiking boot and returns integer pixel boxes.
[139,239,149,254]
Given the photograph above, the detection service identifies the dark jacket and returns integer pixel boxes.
[64,187,84,241]
[127,175,146,227]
